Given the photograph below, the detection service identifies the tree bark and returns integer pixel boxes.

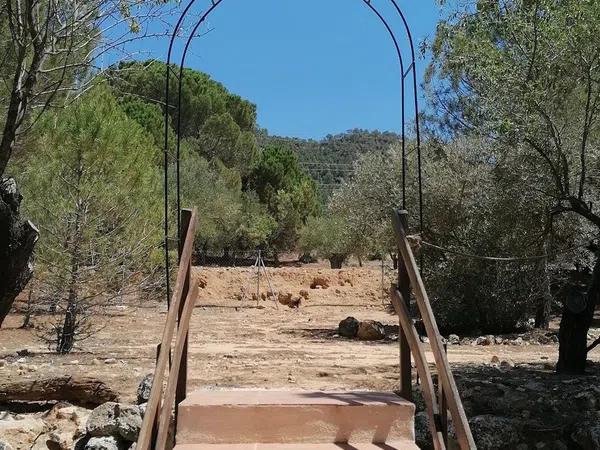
[556,254,600,374]
[0,178,38,327]
[0,376,119,407]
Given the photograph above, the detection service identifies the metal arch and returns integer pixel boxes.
[175,0,408,216]
[162,0,424,301]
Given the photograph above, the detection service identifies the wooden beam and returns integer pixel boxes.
[391,289,446,450]
[392,210,476,450]
[137,208,197,450]
[156,280,199,449]
[395,210,413,401]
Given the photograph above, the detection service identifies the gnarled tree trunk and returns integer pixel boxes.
[556,254,600,374]
[0,178,38,327]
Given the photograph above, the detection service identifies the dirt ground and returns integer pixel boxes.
[3,263,598,405]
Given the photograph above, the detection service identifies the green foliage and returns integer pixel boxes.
[258,129,401,198]
[19,85,162,352]
[299,214,353,268]
[249,145,320,252]
[108,60,258,171]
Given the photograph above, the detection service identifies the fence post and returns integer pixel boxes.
[396,210,412,401]
[176,209,193,427]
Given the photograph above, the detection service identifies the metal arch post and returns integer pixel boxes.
[388,0,424,237]
[163,0,423,303]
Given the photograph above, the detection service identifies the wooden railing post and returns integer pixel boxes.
[394,210,412,401]
[176,209,193,418]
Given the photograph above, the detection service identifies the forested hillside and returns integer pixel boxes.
[258,129,401,196]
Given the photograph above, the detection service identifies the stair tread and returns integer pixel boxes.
[180,389,413,407]
[174,442,419,450]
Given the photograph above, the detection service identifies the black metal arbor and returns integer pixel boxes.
[163,0,424,293]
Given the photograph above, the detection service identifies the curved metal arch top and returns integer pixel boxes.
[162,0,424,301]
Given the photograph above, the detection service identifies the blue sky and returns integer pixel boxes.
[123,0,443,139]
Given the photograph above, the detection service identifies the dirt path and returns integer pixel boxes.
[3,264,594,404]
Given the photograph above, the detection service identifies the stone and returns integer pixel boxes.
[571,418,600,449]
[116,404,142,442]
[413,411,432,450]
[138,402,147,418]
[356,320,386,341]
[87,402,119,437]
[448,334,460,345]
[0,441,14,450]
[87,402,142,442]
[84,436,126,450]
[277,292,293,306]
[310,276,329,289]
[104,358,117,365]
[469,415,519,449]
[299,290,310,300]
[490,355,500,365]
[500,359,515,369]
[476,336,493,346]
[338,317,360,338]
[511,337,524,346]
[136,374,153,404]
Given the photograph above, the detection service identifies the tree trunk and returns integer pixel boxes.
[0,178,38,327]
[57,199,84,354]
[329,254,345,269]
[0,376,119,407]
[556,254,600,374]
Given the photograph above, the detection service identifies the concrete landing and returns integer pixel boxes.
[176,390,415,445]
[174,442,420,449]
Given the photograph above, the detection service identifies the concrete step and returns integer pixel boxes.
[176,390,415,445]
[174,442,420,449]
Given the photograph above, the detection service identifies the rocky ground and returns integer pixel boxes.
[0,264,599,449]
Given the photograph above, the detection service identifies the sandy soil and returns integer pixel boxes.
[1,264,598,403]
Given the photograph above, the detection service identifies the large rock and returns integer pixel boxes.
[469,415,519,449]
[86,402,142,442]
[357,320,386,341]
[571,417,600,450]
[136,374,153,405]
[338,317,359,338]
[116,405,142,442]
[84,436,126,450]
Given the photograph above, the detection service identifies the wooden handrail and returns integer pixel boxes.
[392,210,476,450]
[137,208,198,450]
[390,289,445,450]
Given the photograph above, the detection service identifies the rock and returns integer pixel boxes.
[299,290,309,300]
[0,441,14,450]
[571,417,600,449]
[87,402,119,437]
[476,336,493,346]
[357,320,386,341]
[138,402,147,418]
[104,358,117,365]
[511,337,524,346]
[448,334,460,345]
[87,402,142,442]
[277,292,293,306]
[338,317,360,338]
[84,436,126,450]
[136,374,153,404]
[197,275,207,289]
[490,355,500,365]
[310,276,329,289]
[500,359,515,369]
[574,390,597,410]
[116,404,142,442]
[469,415,519,449]
[414,411,432,450]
